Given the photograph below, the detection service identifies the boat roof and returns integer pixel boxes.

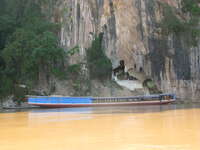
[27,93,175,99]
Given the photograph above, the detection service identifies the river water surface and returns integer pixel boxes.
[0,104,200,150]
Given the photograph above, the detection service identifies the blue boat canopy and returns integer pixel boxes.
[28,97,92,104]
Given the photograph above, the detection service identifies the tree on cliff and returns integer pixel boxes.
[86,33,112,80]
[0,0,65,99]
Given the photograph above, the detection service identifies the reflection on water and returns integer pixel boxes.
[0,104,200,150]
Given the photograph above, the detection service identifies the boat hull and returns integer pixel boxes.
[29,100,175,108]
[28,94,176,108]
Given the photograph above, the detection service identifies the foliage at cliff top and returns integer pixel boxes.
[160,0,200,46]
[182,0,200,16]
[0,0,65,99]
[86,33,112,80]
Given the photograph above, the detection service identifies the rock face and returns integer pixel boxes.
[49,0,200,100]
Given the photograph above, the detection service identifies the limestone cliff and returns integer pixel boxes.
[47,0,200,100]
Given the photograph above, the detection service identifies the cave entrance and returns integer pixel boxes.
[113,60,125,76]
[112,61,143,91]
[112,60,138,80]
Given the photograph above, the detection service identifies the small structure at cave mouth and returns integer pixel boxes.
[112,61,162,94]
[112,60,143,91]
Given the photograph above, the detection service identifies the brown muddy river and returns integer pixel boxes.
[0,105,200,150]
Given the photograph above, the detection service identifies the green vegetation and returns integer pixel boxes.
[86,33,112,80]
[182,0,200,16]
[0,0,113,100]
[66,46,80,56]
[0,0,65,99]
[66,63,82,79]
[161,4,185,34]
[160,0,200,46]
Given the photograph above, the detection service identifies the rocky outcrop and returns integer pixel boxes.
[48,0,200,100]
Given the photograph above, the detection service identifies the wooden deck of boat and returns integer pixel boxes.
[92,94,172,101]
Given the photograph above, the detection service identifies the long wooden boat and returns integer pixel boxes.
[28,93,176,108]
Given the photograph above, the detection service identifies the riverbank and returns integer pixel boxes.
[0,97,39,111]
